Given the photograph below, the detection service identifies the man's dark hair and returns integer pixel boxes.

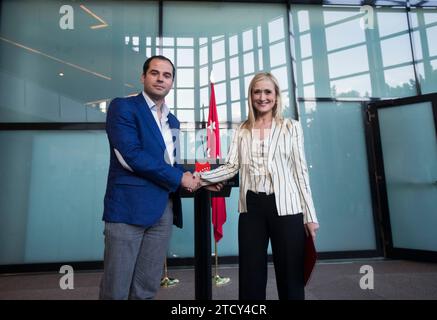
[142,55,175,80]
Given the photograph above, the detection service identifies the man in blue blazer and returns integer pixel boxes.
[99,56,200,300]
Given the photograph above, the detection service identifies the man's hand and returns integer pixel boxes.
[181,172,201,193]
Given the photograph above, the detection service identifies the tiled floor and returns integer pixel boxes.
[1,259,436,300]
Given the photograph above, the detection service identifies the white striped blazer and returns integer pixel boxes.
[201,118,318,224]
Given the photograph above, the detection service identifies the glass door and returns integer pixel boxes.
[367,94,437,261]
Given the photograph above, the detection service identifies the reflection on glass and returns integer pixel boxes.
[304,85,315,98]
[268,17,284,43]
[258,49,264,70]
[325,18,365,51]
[231,102,241,122]
[199,37,207,45]
[231,79,240,101]
[0,1,294,125]
[177,89,194,109]
[177,48,194,67]
[377,11,408,37]
[271,66,289,91]
[299,101,377,251]
[331,74,371,98]
[163,48,175,62]
[0,0,159,123]
[177,69,194,88]
[166,89,175,108]
[200,45,208,65]
[177,37,194,46]
[217,104,227,123]
[200,67,208,86]
[163,37,174,46]
[230,57,239,78]
[299,34,312,60]
[229,35,238,56]
[378,103,437,251]
[424,10,437,24]
[243,52,255,74]
[427,26,437,56]
[177,109,194,122]
[215,82,227,105]
[244,75,252,98]
[257,26,263,47]
[323,9,358,25]
[412,7,437,94]
[298,10,310,32]
[161,1,292,130]
[380,35,414,67]
[200,87,209,109]
[289,29,297,59]
[183,131,195,159]
[213,61,226,82]
[269,42,286,67]
[409,11,419,28]
[292,5,419,99]
[383,65,416,97]
[243,30,254,51]
[328,45,369,78]
[411,30,423,61]
[302,59,314,84]
[212,40,225,61]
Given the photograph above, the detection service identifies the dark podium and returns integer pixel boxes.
[180,162,239,300]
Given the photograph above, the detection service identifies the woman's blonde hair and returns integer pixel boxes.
[242,72,283,130]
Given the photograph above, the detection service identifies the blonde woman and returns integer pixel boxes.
[200,72,319,300]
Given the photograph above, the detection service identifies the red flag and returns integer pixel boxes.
[207,74,227,243]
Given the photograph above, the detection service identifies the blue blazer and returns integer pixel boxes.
[103,93,185,228]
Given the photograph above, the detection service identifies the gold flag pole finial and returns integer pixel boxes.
[213,241,230,286]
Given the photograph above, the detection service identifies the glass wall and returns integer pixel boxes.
[163,1,295,124]
[378,102,437,251]
[411,7,437,94]
[0,0,158,122]
[0,131,108,264]
[288,3,437,252]
[298,101,376,251]
[165,1,294,257]
[290,5,418,99]
[1,0,437,265]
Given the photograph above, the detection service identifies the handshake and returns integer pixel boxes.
[181,172,224,193]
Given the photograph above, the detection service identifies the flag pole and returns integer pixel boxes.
[208,71,230,287]
[214,241,218,278]
[160,257,180,288]
[213,239,230,286]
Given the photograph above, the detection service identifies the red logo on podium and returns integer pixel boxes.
[195,161,211,173]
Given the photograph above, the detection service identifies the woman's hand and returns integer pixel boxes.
[204,182,224,192]
[197,172,225,192]
[305,222,319,241]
